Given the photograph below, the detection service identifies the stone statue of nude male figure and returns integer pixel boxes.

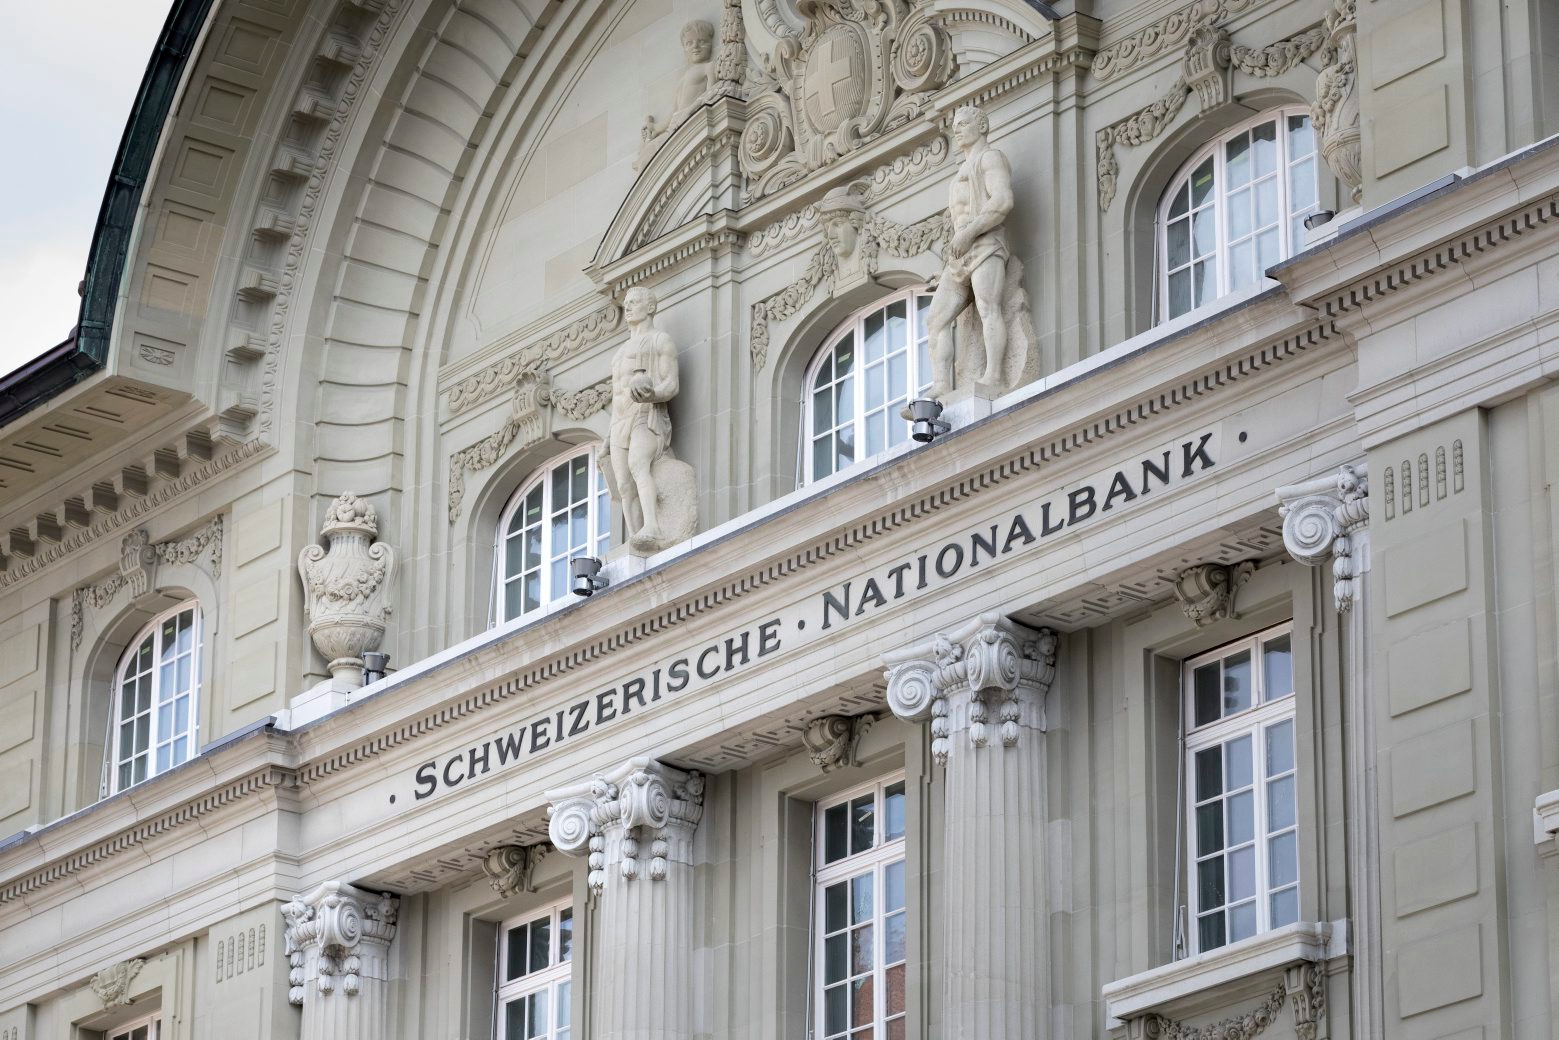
[925,104,1016,399]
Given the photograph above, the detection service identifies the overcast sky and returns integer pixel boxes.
[0,2,169,376]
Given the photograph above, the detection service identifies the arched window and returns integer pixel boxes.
[111,602,201,793]
[496,446,612,623]
[1159,107,1321,321]
[803,288,934,484]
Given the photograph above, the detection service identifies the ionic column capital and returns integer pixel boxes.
[883,612,1057,766]
[546,756,704,896]
[280,880,398,1006]
[1276,462,1369,612]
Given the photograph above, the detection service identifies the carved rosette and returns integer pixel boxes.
[1276,463,1369,612]
[1312,0,1361,203]
[802,713,875,772]
[281,881,399,1005]
[483,843,550,899]
[741,0,954,197]
[884,614,1058,766]
[1172,561,1255,627]
[546,757,705,896]
[298,494,396,687]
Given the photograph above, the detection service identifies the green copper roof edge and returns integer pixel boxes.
[0,0,218,429]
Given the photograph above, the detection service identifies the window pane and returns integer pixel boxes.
[1266,718,1295,776]
[1227,789,1255,845]
[1192,259,1214,308]
[1269,830,1299,888]
[850,794,875,855]
[884,860,906,913]
[550,463,569,505]
[1229,239,1255,291]
[825,933,848,982]
[1195,746,1222,802]
[1192,209,1215,257]
[1226,132,1251,187]
[825,984,847,1036]
[1225,735,1253,790]
[812,386,833,432]
[1229,845,1256,901]
[851,977,874,1027]
[886,963,906,1016]
[1270,886,1299,928]
[529,989,548,1039]
[851,873,874,924]
[825,880,848,932]
[558,908,574,962]
[1268,774,1296,831]
[813,436,835,480]
[1193,662,1221,726]
[1223,650,1252,715]
[851,924,874,974]
[529,915,550,973]
[1190,158,1215,207]
[824,803,848,863]
[1198,857,1225,909]
[504,998,525,1039]
[1226,188,1251,240]
[883,781,906,841]
[1287,114,1314,156]
[1167,218,1190,269]
[1229,900,1258,942]
[1168,269,1191,318]
[505,924,527,981]
[864,310,885,362]
[1256,228,1281,272]
[1263,635,1293,700]
[557,980,572,1026]
[1199,911,1226,952]
[884,910,906,963]
[1195,803,1224,857]
[1252,120,1277,176]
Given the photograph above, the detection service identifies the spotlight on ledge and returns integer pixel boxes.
[907,398,951,443]
[1303,209,1336,231]
[570,555,608,597]
[363,651,390,684]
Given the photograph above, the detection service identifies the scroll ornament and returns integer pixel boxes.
[89,958,145,1007]
[281,881,399,1005]
[70,518,223,651]
[547,758,705,896]
[1172,560,1255,626]
[299,493,395,688]
[740,0,955,198]
[802,713,875,772]
[483,843,550,899]
[883,613,1058,766]
[1275,462,1368,612]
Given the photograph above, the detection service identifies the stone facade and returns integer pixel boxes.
[1,1,1558,1039]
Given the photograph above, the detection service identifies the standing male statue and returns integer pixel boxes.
[925,104,1016,399]
[607,286,696,553]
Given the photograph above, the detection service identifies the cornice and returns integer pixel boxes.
[291,302,1335,788]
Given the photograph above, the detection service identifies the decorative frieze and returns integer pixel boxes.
[801,713,875,772]
[1275,463,1368,612]
[482,843,550,899]
[1091,0,1270,82]
[88,958,144,1007]
[1171,560,1254,626]
[444,304,623,417]
[884,612,1058,766]
[299,494,396,688]
[547,756,705,896]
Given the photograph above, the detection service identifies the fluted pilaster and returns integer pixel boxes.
[884,612,1057,1039]
[547,756,704,1040]
[281,880,398,1040]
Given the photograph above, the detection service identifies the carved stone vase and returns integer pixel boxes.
[1313,0,1361,204]
[298,493,395,689]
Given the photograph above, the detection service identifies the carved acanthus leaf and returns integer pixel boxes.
[89,958,145,1007]
[543,378,613,421]
[483,843,550,899]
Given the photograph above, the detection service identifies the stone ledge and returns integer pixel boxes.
[1102,920,1344,1026]
[1534,789,1559,854]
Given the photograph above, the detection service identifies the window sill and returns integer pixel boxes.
[1101,920,1345,1027]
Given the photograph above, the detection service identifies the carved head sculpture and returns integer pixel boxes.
[623,286,659,325]
[819,183,869,260]
[951,105,989,150]
[680,19,715,63]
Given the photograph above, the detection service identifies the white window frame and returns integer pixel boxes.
[107,1012,161,1040]
[1182,621,1299,955]
[109,600,202,795]
[813,773,908,1040]
[494,445,611,625]
[1157,107,1322,322]
[801,289,934,485]
[496,897,575,1040]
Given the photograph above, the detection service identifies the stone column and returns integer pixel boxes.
[281,881,399,1040]
[884,612,1058,1039]
[547,756,704,1040]
[1276,462,1377,1036]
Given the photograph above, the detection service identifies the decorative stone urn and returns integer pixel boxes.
[298,493,395,689]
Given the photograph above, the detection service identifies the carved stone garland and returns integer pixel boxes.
[749,196,952,369]
[1124,963,1326,1040]
[1275,462,1368,613]
[69,517,224,651]
[741,0,955,198]
[298,493,395,688]
[1096,16,1328,210]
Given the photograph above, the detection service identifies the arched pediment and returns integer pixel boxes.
[588,97,748,287]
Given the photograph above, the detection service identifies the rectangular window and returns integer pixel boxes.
[109,1014,161,1040]
[1184,624,1298,954]
[814,775,908,1040]
[497,899,574,1040]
